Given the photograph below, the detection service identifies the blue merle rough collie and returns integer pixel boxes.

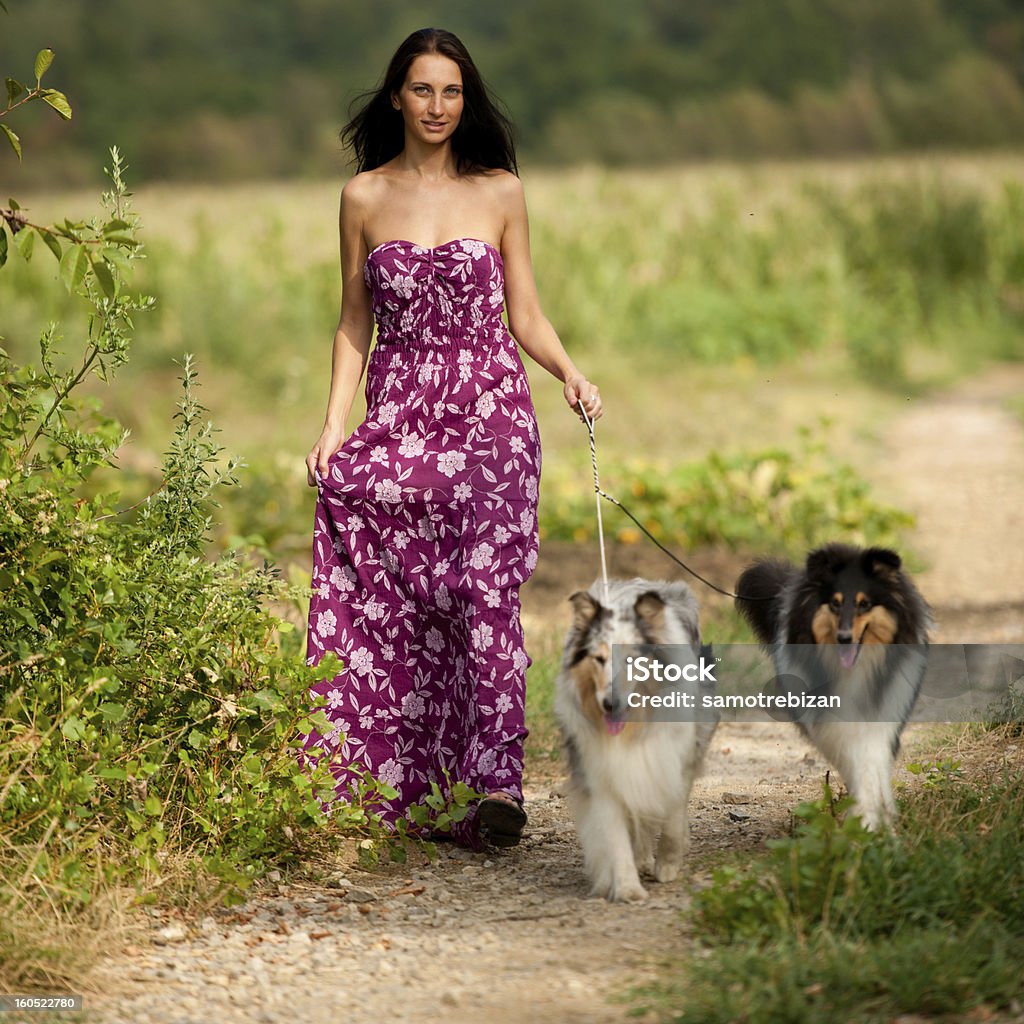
[735,543,933,829]
[555,578,718,903]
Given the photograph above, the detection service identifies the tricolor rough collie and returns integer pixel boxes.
[555,579,718,903]
[735,544,933,829]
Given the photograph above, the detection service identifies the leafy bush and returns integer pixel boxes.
[0,147,420,941]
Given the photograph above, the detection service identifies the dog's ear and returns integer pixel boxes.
[568,590,602,631]
[863,547,902,579]
[634,590,667,631]
[805,548,834,582]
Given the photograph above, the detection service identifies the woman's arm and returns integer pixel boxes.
[305,178,376,485]
[498,173,603,423]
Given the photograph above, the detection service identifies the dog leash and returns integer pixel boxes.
[581,403,612,608]
[578,403,767,602]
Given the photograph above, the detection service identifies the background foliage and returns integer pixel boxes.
[3,161,1020,572]
[2,0,1024,184]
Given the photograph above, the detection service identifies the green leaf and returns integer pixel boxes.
[91,254,116,298]
[61,715,86,741]
[251,688,282,710]
[59,242,88,293]
[5,78,22,105]
[35,49,55,83]
[144,795,162,816]
[98,701,126,723]
[41,89,72,120]
[15,227,35,261]
[187,728,209,750]
[14,605,38,630]
[100,245,130,272]
[1,123,21,161]
[39,229,61,261]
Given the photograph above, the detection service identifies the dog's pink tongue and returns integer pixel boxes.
[605,717,626,736]
[839,645,859,669]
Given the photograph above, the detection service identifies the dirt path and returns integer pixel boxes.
[82,366,1024,1024]
[874,363,1024,628]
[81,725,821,1024]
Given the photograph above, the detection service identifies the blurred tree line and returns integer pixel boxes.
[2,0,1023,184]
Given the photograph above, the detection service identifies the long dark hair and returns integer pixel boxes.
[341,28,518,176]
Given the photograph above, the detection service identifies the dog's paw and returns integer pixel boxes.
[637,855,656,878]
[608,881,649,903]
[653,860,680,884]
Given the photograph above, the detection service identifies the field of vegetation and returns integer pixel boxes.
[4,153,1023,570]
[2,149,1023,1016]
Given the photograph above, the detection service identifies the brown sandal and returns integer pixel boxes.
[477,792,527,848]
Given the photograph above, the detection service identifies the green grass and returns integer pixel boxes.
[649,926,1024,1024]
[524,625,567,766]
[630,751,1024,1023]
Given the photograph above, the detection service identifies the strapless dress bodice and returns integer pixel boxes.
[363,238,507,352]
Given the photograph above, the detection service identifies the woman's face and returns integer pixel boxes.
[392,53,464,146]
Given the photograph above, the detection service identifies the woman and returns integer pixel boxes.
[302,27,603,849]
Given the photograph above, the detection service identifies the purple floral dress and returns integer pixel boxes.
[301,238,541,847]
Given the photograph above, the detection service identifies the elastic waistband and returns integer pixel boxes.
[372,326,511,361]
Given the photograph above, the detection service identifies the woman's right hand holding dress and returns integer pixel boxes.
[306,423,347,487]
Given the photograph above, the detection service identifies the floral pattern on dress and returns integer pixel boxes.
[300,238,541,848]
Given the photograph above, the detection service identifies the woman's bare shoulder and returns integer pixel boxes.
[341,169,390,208]
[479,167,523,195]
[477,170,525,226]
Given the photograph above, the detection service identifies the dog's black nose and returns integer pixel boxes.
[601,695,617,713]
[837,631,853,644]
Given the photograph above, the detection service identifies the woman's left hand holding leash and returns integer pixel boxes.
[564,374,603,425]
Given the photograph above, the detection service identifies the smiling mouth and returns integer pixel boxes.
[423,121,447,128]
